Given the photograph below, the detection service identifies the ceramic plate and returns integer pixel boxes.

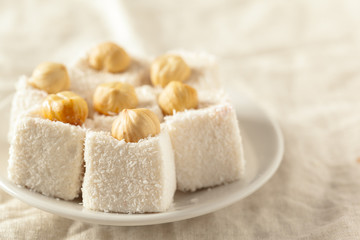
[0,87,284,226]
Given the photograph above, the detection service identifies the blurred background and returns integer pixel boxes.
[1,0,360,238]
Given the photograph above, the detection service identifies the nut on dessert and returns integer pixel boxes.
[42,91,88,126]
[150,55,191,87]
[158,81,198,115]
[93,82,138,116]
[88,42,131,73]
[28,62,70,94]
[111,108,160,143]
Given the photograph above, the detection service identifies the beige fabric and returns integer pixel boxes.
[1,0,360,239]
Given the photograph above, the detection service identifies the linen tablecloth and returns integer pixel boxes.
[1,0,360,239]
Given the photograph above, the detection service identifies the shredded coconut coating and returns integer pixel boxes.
[165,103,245,192]
[8,76,47,141]
[8,117,86,200]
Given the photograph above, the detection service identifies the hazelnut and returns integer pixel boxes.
[88,42,131,73]
[158,81,198,115]
[93,82,138,116]
[111,108,160,143]
[150,55,191,87]
[28,62,70,94]
[42,91,88,126]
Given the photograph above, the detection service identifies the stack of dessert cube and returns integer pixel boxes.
[8,42,245,213]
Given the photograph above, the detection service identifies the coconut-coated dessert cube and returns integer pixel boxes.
[82,129,176,213]
[164,103,245,192]
[166,50,220,90]
[8,115,86,200]
[8,76,47,140]
[71,55,150,87]
[69,56,150,117]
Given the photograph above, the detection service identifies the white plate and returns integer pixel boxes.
[0,89,284,226]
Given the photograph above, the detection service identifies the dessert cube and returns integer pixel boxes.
[8,115,86,200]
[8,76,47,140]
[164,103,245,192]
[69,56,150,117]
[82,129,176,213]
[167,50,220,90]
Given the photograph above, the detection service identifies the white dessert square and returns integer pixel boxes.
[166,50,220,90]
[8,76,47,140]
[164,102,245,192]
[82,129,176,213]
[69,56,150,117]
[8,115,86,200]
